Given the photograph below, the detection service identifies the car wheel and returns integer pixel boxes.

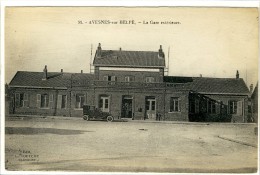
[107,116,114,122]
[83,115,89,121]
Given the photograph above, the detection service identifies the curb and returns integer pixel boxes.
[6,115,258,126]
[217,135,257,148]
[125,119,257,126]
[6,115,82,121]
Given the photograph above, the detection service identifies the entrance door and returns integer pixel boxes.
[145,97,156,120]
[121,96,133,118]
[99,96,110,112]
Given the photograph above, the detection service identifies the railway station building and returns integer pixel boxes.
[8,43,250,122]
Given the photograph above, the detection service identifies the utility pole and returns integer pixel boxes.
[90,44,93,73]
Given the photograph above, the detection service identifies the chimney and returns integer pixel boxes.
[119,47,122,51]
[236,70,239,79]
[96,43,102,57]
[81,70,83,74]
[158,45,165,59]
[42,65,48,80]
[61,69,63,73]
[250,84,253,93]
[200,74,202,77]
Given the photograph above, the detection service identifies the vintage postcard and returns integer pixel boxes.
[2,5,259,174]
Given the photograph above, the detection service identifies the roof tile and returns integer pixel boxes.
[93,50,165,67]
[164,76,249,95]
[9,71,94,88]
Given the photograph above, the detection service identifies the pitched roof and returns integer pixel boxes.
[164,76,249,95]
[93,50,165,68]
[251,82,258,98]
[9,71,94,89]
[71,73,94,87]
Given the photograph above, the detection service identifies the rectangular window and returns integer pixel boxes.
[103,76,108,81]
[229,100,237,114]
[170,97,180,112]
[76,94,85,109]
[105,99,109,109]
[207,100,217,114]
[125,76,130,82]
[40,94,49,108]
[104,75,116,84]
[104,75,117,81]
[15,93,28,108]
[61,95,67,109]
[99,96,110,112]
[151,101,156,111]
[57,95,67,109]
[145,77,155,83]
[37,94,41,108]
[49,94,53,108]
[125,76,134,82]
[111,76,117,81]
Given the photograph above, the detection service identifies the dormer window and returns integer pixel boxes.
[145,77,155,83]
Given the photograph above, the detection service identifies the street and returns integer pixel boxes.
[5,117,258,173]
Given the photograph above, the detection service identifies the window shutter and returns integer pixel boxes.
[64,95,67,108]
[57,95,62,109]
[15,93,20,107]
[228,101,231,114]
[99,98,103,108]
[49,94,53,108]
[178,99,181,112]
[103,76,108,81]
[237,101,243,116]
[170,98,173,112]
[111,76,117,81]
[24,93,28,107]
[37,94,41,108]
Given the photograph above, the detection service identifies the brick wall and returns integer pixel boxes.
[8,87,249,123]
[98,70,163,82]
[164,91,189,121]
[92,87,189,121]
[9,88,71,117]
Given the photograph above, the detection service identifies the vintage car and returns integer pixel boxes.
[82,105,114,122]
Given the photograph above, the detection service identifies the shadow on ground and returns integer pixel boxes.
[5,127,92,135]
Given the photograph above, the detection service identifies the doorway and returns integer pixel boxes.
[145,97,156,120]
[121,96,133,118]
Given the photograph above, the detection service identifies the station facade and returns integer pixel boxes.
[8,44,250,122]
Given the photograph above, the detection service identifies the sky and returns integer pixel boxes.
[5,7,258,88]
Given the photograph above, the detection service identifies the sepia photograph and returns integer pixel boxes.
[3,5,259,173]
